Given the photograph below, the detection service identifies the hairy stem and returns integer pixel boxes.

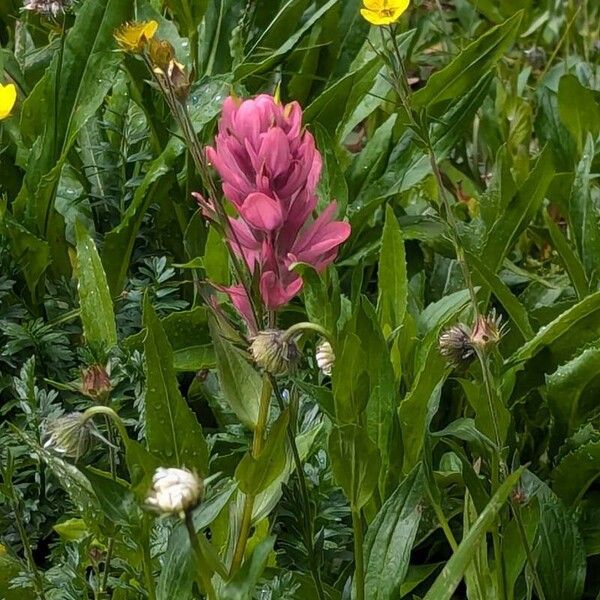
[269,376,326,600]
[352,508,365,600]
[230,375,272,573]
[185,511,216,600]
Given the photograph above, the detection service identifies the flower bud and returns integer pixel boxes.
[315,340,335,376]
[250,329,299,375]
[148,39,175,71]
[167,60,190,100]
[469,311,504,352]
[81,364,112,404]
[439,323,474,368]
[146,467,203,516]
[42,413,93,459]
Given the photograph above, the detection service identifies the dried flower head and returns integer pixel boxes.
[166,60,190,100]
[469,311,505,352]
[315,340,335,376]
[114,20,158,53]
[360,0,410,25]
[42,412,93,459]
[148,38,175,71]
[81,364,112,404]
[22,0,71,17]
[250,329,299,375]
[146,467,203,516]
[439,323,474,368]
[0,83,16,121]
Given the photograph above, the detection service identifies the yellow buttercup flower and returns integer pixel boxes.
[360,0,410,25]
[0,83,17,121]
[114,20,158,53]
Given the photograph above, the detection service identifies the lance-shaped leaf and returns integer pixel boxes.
[377,205,407,337]
[364,465,424,600]
[236,410,289,496]
[142,295,209,475]
[423,468,524,600]
[329,424,381,510]
[412,12,522,108]
[75,221,117,349]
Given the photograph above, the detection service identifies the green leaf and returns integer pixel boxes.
[566,136,600,288]
[465,249,534,341]
[329,424,381,510]
[482,146,554,271]
[142,295,209,475]
[558,75,600,152]
[364,466,424,600]
[332,332,370,422]
[103,138,183,295]
[544,209,589,300]
[536,499,586,600]
[157,481,237,600]
[221,536,275,600]
[0,212,50,297]
[423,468,524,600]
[552,440,600,506]
[412,12,522,108]
[546,346,600,445]
[75,221,117,349]
[507,290,600,366]
[236,410,289,496]
[15,0,132,259]
[234,0,338,80]
[208,317,261,429]
[377,206,407,338]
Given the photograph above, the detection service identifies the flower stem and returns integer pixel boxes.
[269,376,326,600]
[184,511,216,600]
[230,375,272,573]
[352,508,365,600]
[13,500,46,599]
[100,417,116,595]
[282,321,332,344]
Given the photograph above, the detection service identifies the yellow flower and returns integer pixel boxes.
[0,83,17,121]
[360,0,409,25]
[114,20,158,53]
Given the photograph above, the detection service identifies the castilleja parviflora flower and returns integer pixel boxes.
[198,94,351,326]
[146,467,203,516]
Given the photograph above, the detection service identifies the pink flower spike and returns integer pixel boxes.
[205,93,352,322]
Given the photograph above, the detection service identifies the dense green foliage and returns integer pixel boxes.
[1,0,600,599]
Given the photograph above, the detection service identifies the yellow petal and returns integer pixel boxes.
[363,0,385,9]
[360,4,408,25]
[0,83,17,120]
[114,20,158,52]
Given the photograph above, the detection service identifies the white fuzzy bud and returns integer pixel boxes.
[146,467,203,515]
[315,340,335,376]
